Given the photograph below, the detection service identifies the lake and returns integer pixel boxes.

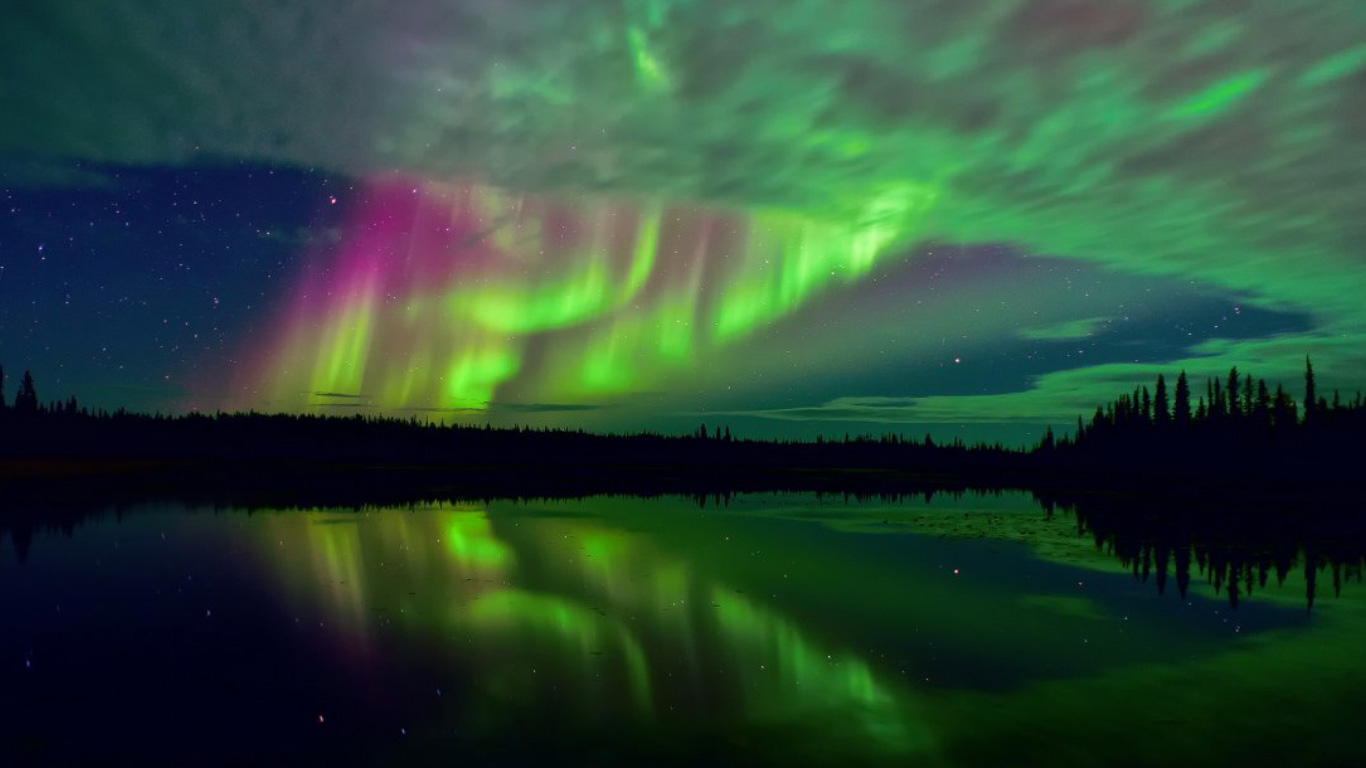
[2,492,1364,766]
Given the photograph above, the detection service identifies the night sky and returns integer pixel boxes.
[2,1,1363,443]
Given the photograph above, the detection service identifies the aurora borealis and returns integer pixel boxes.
[3,0,1366,439]
[248,177,920,412]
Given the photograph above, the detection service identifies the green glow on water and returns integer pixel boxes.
[253,500,937,755]
[213,493,1366,765]
[9,493,1366,765]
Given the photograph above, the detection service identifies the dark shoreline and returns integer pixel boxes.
[3,457,1361,509]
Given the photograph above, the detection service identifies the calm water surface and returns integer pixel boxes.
[2,493,1363,766]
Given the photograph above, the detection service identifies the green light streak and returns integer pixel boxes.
[445,345,521,407]
[628,27,671,92]
[1300,44,1366,86]
[1167,70,1269,119]
[312,297,376,398]
[715,183,937,341]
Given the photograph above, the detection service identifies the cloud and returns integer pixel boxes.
[732,329,1366,431]
[7,3,1360,307]
[261,227,344,247]
[0,158,120,189]
[1017,317,1112,341]
[488,402,605,414]
[718,395,1056,426]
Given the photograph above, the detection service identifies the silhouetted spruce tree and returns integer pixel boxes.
[1242,374,1254,416]
[1273,384,1294,430]
[1227,367,1241,419]
[1140,386,1152,424]
[1255,379,1271,426]
[1195,396,1207,421]
[14,370,38,414]
[1304,357,1317,426]
[1174,372,1192,426]
[0,363,6,411]
[1153,374,1170,426]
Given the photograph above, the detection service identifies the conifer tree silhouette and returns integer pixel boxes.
[1174,372,1192,426]
[1227,367,1241,419]
[1304,357,1317,426]
[1255,379,1271,426]
[1273,384,1295,429]
[1154,374,1170,426]
[14,370,38,414]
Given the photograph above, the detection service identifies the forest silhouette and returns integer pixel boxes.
[4,355,1365,609]
[1,358,1364,493]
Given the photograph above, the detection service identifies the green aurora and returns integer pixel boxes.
[3,1,1366,437]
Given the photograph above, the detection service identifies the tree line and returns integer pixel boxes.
[1,358,1362,485]
[1032,358,1365,480]
[1051,357,1350,444]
